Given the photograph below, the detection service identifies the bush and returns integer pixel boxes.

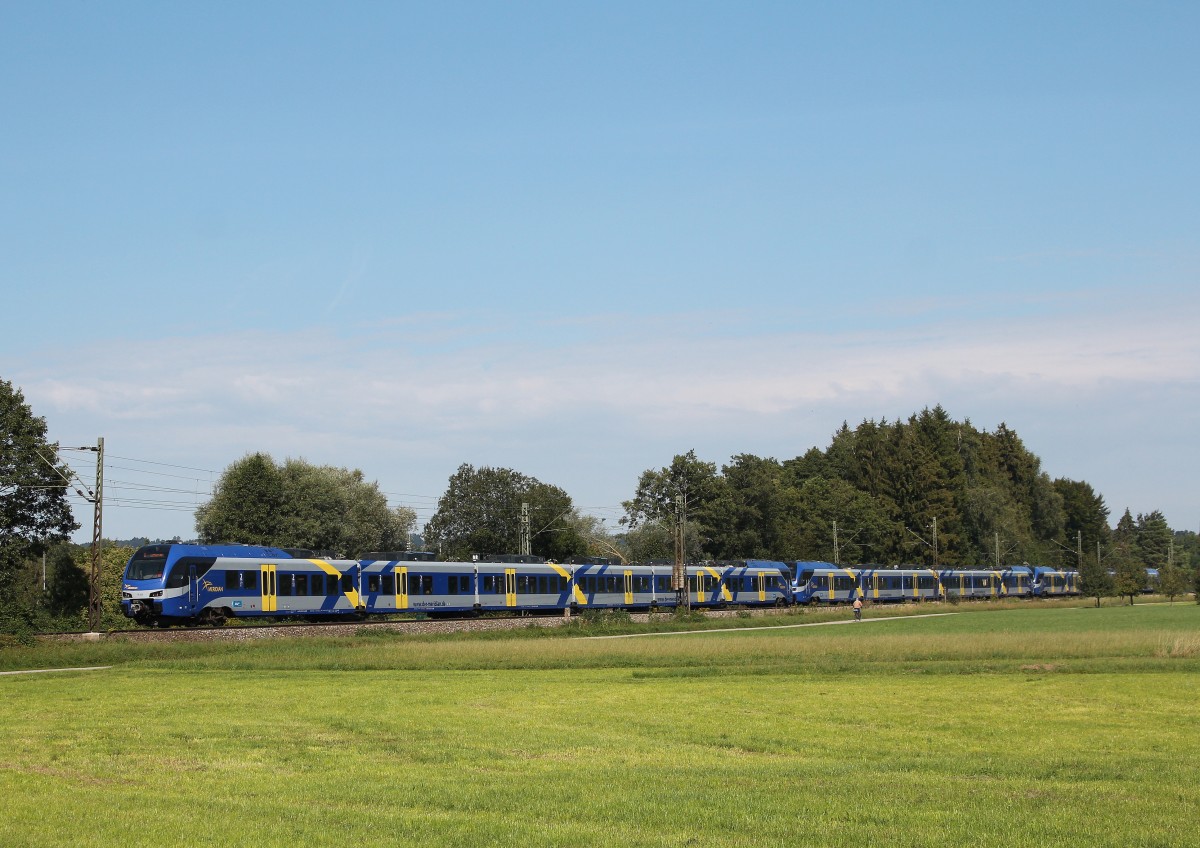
[0,600,38,646]
[579,608,633,627]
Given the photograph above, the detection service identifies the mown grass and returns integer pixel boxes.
[1,604,1197,847]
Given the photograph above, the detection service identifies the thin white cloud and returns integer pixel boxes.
[13,295,1199,540]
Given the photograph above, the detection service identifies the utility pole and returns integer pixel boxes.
[519,502,531,557]
[673,494,688,612]
[995,531,1001,570]
[40,439,105,631]
[1077,531,1083,572]
[88,437,104,633]
[832,520,840,566]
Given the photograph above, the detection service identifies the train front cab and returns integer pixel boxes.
[1001,566,1033,598]
[120,544,361,626]
[793,565,859,605]
[1032,567,1079,597]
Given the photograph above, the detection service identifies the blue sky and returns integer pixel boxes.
[3,2,1197,542]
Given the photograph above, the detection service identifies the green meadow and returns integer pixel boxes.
[1,602,1197,847]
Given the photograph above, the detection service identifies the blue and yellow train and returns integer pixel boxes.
[119,543,1099,627]
[791,562,1080,605]
[119,544,792,627]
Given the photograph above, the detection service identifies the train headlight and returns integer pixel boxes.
[150,590,163,598]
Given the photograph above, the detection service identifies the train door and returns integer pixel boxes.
[505,569,517,607]
[187,563,199,610]
[396,566,408,611]
[757,572,767,603]
[623,571,634,605]
[260,564,277,613]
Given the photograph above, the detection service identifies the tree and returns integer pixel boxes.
[424,464,586,561]
[1054,479,1110,549]
[45,543,89,615]
[561,513,626,563]
[778,476,891,564]
[1135,510,1172,570]
[1111,544,1145,606]
[1078,550,1114,608]
[194,452,282,545]
[621,450,734,558]
[196,454,415,556]
[1157,563,1189,604]
[0,379,79,599]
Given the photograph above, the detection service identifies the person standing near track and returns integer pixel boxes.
[853,594,863,621]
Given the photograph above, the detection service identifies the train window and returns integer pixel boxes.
[447,576,459,595]
[244,571,258,590]
[296,575,309,595]
[165,564,191,589]
[381,575,395,595]
[279,574,294,596]
[367,575,379,593]
[225,571,240,590]
[327,574,339,595]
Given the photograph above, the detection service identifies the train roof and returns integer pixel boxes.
[131,542,298,560]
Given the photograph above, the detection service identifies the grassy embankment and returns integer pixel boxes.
[1,603,1197,847]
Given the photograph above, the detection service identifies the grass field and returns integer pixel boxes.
[1,602,1197,847]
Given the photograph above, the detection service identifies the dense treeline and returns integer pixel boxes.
[622,407,1191,576]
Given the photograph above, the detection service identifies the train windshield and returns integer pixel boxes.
[125,557,167,581]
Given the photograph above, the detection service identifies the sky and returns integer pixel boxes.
[2,2,1197,544]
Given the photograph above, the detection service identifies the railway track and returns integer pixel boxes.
[39,607,791,643]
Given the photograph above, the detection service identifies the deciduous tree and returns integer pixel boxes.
[196,454,415,556]
[1078,550,1114,607]
[0,378,79,598]
[425,464,586,561]
[1157,563,1189,603]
